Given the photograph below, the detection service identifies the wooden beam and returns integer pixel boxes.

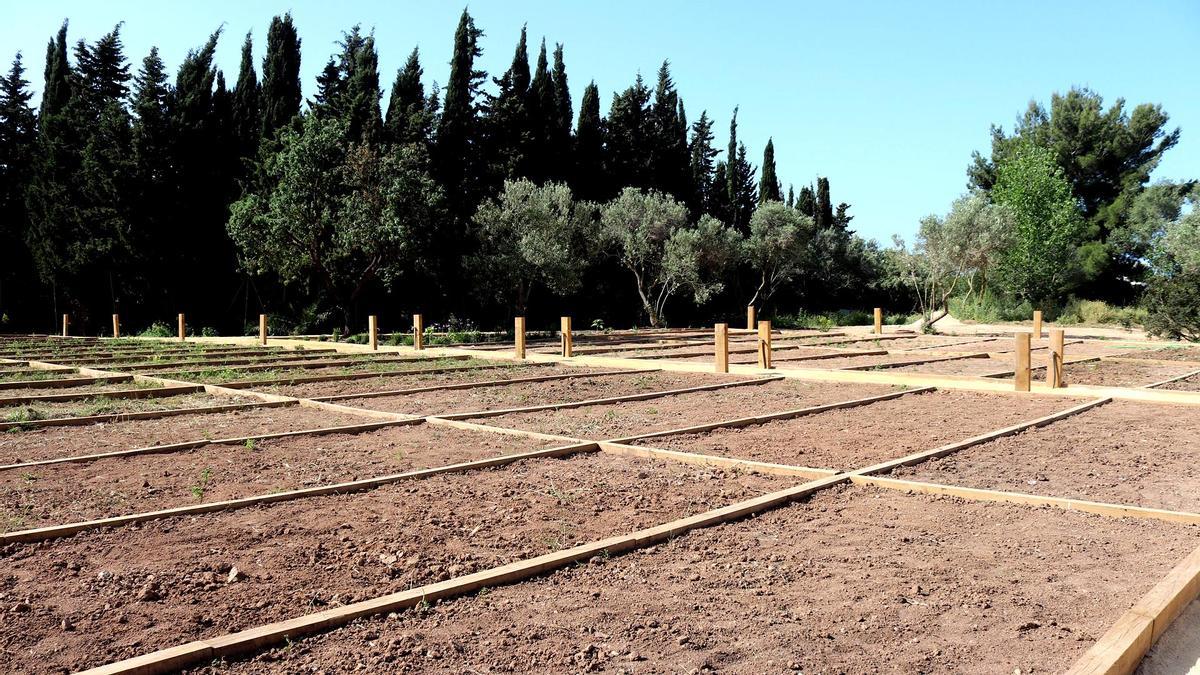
[560,316,573,357]
[714,323,729,373]
[873,307,883,334]
[1049,328,1065,388]
[0,399,294,432]
[1015,332,1031,392]
[599,441,836,478]
[0,383,202,406]
[178,314,186,342]
[412,313,424,350]
[218,361,510,389]
[112,314,120,339]
[61,314,69,338]
[368,315,378,351]
[1143,367,1200,390]
[757,320,772,369]
[746,305,756,331]
[0,374,133,391]
[259,314,267,346]
[1033,309,1043,338]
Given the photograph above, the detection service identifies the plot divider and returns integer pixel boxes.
[308,367,658,402]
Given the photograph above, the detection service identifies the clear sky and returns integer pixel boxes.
[3,0,1197,243]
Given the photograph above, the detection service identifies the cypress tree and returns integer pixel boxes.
[384,47,433,148]
[786,184,794,208]
[686,110,716,216]
[572,81,604,200]
[0,52,37,321]
[435,8,485,215]
[796,184,815,217]
[550,43,572,178]
[129,47,174,307]
[650,61,688,200]
[231,32,260,161]
[758,138,781,203]
[729,142,757,231]
[815,176,833,229]
[484,27,531,180]
[606,74,652,190]
[345,33,382,144]
[709,161,731,224]
[261,13,301,138]
[528,38,556,182]
[40,22,71,120]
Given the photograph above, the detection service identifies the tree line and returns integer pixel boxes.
[0,10,889,335]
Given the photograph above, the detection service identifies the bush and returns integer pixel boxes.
[1144,272,1200,341]
[137,322,173,338]
[948,293,1033,323]
[1057,299,1147,329]
[774,309,913,330]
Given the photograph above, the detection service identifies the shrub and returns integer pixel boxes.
[948,292,1032,323]
[1144,271,1200,341]
[137,322,173,338]
[1056,299,1147,329]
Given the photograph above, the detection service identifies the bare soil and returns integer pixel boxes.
[888,355,1016,376]
[0,424,558,528]
[261,362,554,398]
[154,357,485,384]
[1,392,259,424]
[780,353,986,371]
[637,390,1082,471]
[346,371,745,416]
[1122,346,1200,363]
[478,380,899,440]
[197,486,1199,674]
[0,380,159,400]
[0,404,371,465]
[895,400,1200,512]
[1063,360,1198,387]
[661,347,852,364]
[0,453,782,673]
[1158,374,1200,392]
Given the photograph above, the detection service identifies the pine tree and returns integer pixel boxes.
[729,142,757,230]
[709,161,732,224]
[686,110,716,216]
[0,52,37,320]
[758,138,781,203]
[815,176,833,229]
[606,74,652,190]
[834,202,854,231]
[261,13,301,138]
[231,33,260,161]
[129,47,174,306]
[650,61,688,200]
[384,47,433,148]
[572,81,604,200]
[435,8,485,215]
[786,184,794,208]
[40,22,71,120]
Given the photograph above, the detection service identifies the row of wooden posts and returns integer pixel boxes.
[64,313,273,346]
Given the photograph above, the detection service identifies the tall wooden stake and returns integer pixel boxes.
[112,314,120,339]
[873,307,883,334]
[1048,328,1065,388]
[1033,310,1043,339]
[715,323,729,373]
[259,314,268,346]
[178,313,186,341]
[746,305,756,331]
[757,320,773,369]
[560,316,573,357]
[368,315,379,351]
[61,314,69,337]
[412,314,424,350]
[514,316,526,359]
[1015,332,1031,392]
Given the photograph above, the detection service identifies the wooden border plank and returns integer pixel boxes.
[0,384,202,406]
[0,399,294,432]
[838,352,989,371]
[308,367,657,402]
[1142,367,1200,390]
[598,441,836,478]
[0,374,129,391]
[217,362,511,389]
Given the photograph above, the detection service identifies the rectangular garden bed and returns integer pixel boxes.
[1062,359,1199,387]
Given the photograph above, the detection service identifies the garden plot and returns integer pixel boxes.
[152,356,484,385]
[1062,359,1199,387]
[886,355,1018,377]
[473,380,900,440]
[0,453,783,673]
[661,346,853,365]
[1157,373,1200,392]
[635,390,1081,471]
[773,351,986,371]
[259,361,554,398]
[205,486,1200,674]
[345,370,747,416]
[1120,345,1200,362]
[0,391,257,425]
[895,400,1200,513]
[0,423,563,528]
[0,378,154,400]
[0,368,79,383]
[0,404,372,465]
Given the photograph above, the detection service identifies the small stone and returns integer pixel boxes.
[61,618,74,631]
[226,567,245,584]
[11,603,31,613]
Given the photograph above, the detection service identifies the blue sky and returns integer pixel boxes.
[3,0,1197,242]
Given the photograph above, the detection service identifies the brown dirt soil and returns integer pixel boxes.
[261,362,555,398]
[637,390,1082,471]
[0,424,558,528]
[0,453,783,673]
[660,347,852,364]
[1122,346,1200,362]
[0,392,259,423]
[0,404,372,465]
[0,380,161,400]
[1158,374,1200,392]
[154,357,485,384]
[346,371,746,416]
[1063,360,1198,387]
[895,400,1200,512]
[478,380,899,440]
[786,353,989,371]
[196,486,1200,675]
[887,355,1016,376]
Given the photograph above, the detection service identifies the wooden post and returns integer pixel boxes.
[873,307,883,335]
[112,314,120,339]
[368,315,379,351]
[412,314,424,350]
[757,320,772,369]
[177,313,186,341]
[61,314,69,337]
[560,316,573,357]
[1033,310,1043,339]
[514,316,526,359]
[1048,329,1065,388]
[259,314,268,346]
[1014,332,1031,392]
[715,323,729,373]
[746,305,756,331]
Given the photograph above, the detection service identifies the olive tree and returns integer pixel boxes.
[470,178,596,314]
[743,201,814,310]
[601,188,739,327]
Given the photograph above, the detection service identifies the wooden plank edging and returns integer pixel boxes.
[598,441,836,478]
[0,384,202,406]
[0,399,294,432]
[308,367,659,402]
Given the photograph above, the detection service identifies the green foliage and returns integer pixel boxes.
[138,321,173,338]
[991,144,1085,304]
[1144,270,1200,341]
[744,202,813,308]
[758,138,781,203]
[1057,299,1146,328]
[774,309,914,330]
[948,292,1033,323]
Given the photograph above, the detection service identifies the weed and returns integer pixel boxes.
[190,468,213,500]
[21,473,36,483]
[4,406,46,425]
[243,438,257,451]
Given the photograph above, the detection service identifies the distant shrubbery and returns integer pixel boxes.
[774,310,914,331]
